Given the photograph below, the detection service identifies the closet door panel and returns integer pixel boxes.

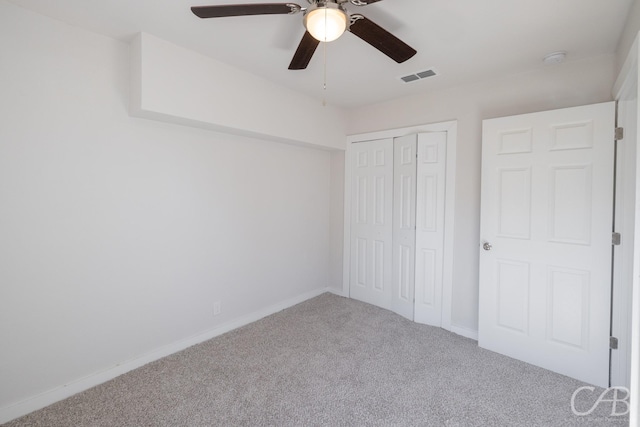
[350,139,393,310]
[392,135,417,320]
[414,132,447,326]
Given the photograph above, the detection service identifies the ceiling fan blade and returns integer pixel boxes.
[350,0,384,5]
[349,15,416,63]
[191,3,301,19]
[288,31,320,70]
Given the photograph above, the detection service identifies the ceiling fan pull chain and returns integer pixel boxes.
[322,36,327,107]
[322,6,327,107]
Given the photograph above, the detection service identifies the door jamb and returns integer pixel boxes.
[342,120,457,331]
[612,33,640,418]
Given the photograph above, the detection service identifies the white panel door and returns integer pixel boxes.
[479,102,615,387]
[350,138,393,310]
[392,135,417,320]
[414,132,447,326]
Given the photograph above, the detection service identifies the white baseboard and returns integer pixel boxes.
[0,287,330,424]
[326,287,346,297]
[450,324,479,341]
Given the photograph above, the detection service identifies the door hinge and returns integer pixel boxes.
[615,127,624,141]
[612,232,621,246]
[610,336,619,350]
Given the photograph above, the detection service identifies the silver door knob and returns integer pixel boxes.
[483,242,492,251]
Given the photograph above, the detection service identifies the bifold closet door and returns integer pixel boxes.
[414,132,447,326]
[350,134,447,321]
[349,138,394,310]
[391,135,418,320]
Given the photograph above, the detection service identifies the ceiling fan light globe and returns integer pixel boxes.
[304,7,348,42]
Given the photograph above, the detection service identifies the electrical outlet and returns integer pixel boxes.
[213,301,221,316]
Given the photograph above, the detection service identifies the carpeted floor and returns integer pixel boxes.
[3,293,629,426]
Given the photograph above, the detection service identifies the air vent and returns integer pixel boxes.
[400,68,437,83]
[401,74,420,83]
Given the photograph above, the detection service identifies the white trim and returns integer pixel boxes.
[612,50,637,389]
[441,124,457,331]
[342,146,352,297]
[632,76,640,427]
[326,287,347,298]
[343,120,457,331]
[450,324,479,341]
[0,287,330,425]
[613,32,640,424]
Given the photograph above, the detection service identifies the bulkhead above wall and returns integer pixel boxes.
[130,33,348,151]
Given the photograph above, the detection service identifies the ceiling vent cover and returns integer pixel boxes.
[400,68,437,83]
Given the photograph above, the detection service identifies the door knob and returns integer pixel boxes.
[483,242,492,251]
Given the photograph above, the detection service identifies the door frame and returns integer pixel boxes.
[612,32,640,417]
[342,120,457,331]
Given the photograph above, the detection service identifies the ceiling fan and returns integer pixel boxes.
[191,0,417,70]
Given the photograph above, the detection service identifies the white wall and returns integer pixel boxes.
[346,55,617,332]
[0,0,334,417]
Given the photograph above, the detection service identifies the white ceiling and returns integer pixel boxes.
[7,0,635,108]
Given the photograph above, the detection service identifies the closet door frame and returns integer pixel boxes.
[343,120,457,332]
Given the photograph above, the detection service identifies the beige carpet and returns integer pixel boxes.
[3,293,629,426]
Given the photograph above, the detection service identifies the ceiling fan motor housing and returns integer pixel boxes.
[303,1,350,42]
